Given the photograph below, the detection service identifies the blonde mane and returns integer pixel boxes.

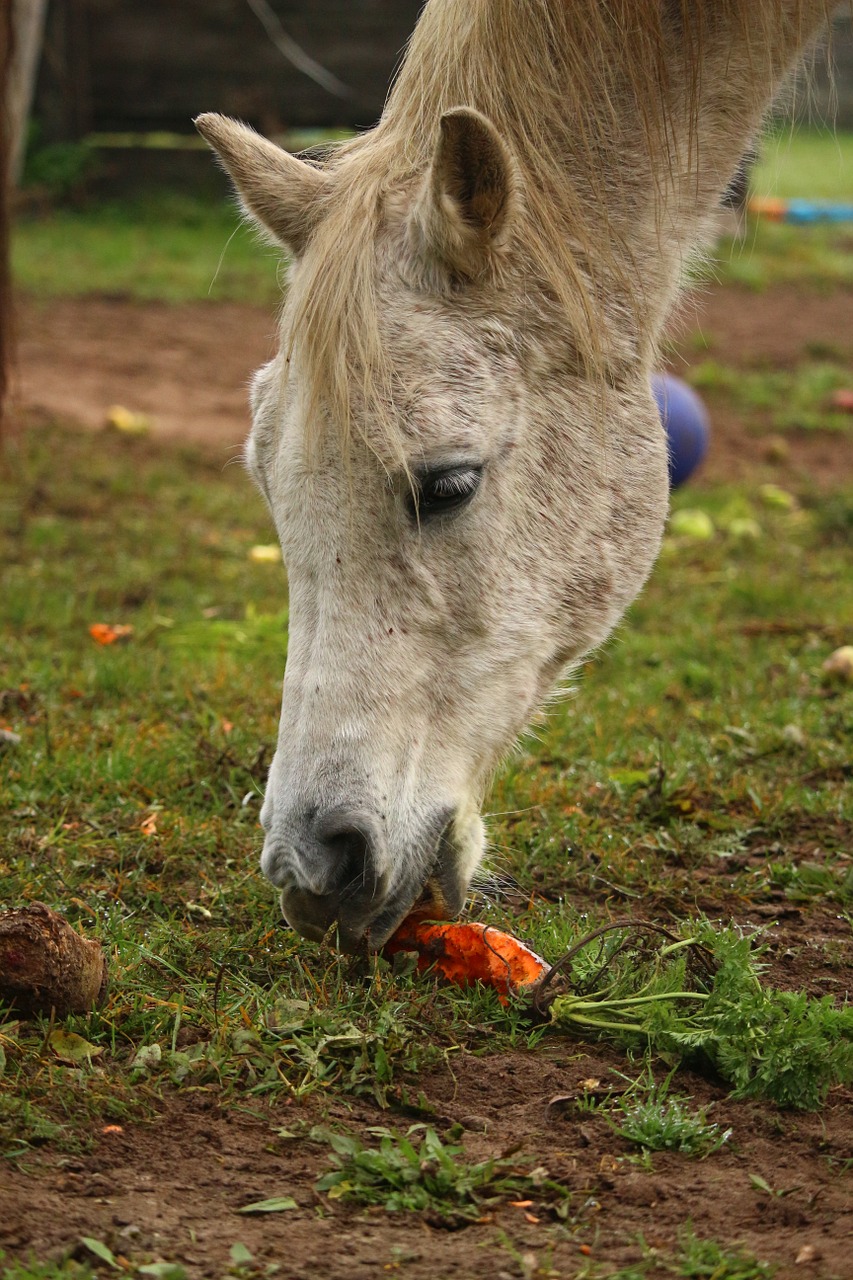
[284,0,829,450]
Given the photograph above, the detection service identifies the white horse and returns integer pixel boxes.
[196,0,831,948]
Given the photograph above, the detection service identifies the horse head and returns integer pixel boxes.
[197,104,669,947]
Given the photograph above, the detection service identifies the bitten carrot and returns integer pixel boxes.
[384,919,547,998]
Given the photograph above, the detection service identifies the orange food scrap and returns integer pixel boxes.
[384,919,547,998]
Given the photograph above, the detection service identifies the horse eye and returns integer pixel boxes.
[408,465,483,521]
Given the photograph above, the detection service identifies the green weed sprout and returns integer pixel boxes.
[540,921,852,1109]
[315,1124,569,1220]
[611,1074,731,1157]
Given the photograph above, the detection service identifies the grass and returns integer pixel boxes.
[751,128,853,202]
[1,423,850,1149]
[313,1123,571,1219]
[613,1089,729,1158]
[595,1230,777,1280]
[686,360,853,433]
[589,1070,732,1158]
[11,192,284,305]
[703,128,853,291]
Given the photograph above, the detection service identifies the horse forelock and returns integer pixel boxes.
[280,0,832,459]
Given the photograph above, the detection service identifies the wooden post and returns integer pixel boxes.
[7,0,48,183]
[0,0,12,439]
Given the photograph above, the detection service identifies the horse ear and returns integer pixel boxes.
[411,107,516,278]
[194,113,328,255]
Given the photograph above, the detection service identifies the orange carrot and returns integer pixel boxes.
[384,919,547,998]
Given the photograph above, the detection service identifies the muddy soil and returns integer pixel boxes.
[0,1038,849,1277]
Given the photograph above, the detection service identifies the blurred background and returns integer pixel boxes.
[5,2,853,464]
[21,3,853,186]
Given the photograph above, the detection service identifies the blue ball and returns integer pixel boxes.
[651,372,710,489]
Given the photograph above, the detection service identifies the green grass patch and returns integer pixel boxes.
[313,1123,571,1220]
[687,359,853,433]
[752,128,853,201]
[1,423,851,1161]
[0,1262,94,1280]
[12,192,284,305]
[703,129,853,291]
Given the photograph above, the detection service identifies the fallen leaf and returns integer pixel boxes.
[727,517,762,540]
[238,1196,298,1214]
[668,508,715,540]
[249,544,282,563]
[89,623,134,646]
[106,404,151,435]
[49,1030,103,1064]
[758,483,796,511]
[80,1237,120,1269]
[829,388,853,413]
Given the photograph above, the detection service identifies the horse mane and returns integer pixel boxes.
[283,0,830,454]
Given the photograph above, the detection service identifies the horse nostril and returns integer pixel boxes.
[307,807,384,900]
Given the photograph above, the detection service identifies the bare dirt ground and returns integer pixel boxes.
[9,283,853,487]
[2,284,851,1278]
[0,965,849,1280]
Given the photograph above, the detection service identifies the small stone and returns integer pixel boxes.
[458,1114,489,1132]
[782,723,806,746]
[795,1245,820,1265]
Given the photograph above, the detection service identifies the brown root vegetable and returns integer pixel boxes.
[0,902,108,1017]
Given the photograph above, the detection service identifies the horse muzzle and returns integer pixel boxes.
[262,804,470,950]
